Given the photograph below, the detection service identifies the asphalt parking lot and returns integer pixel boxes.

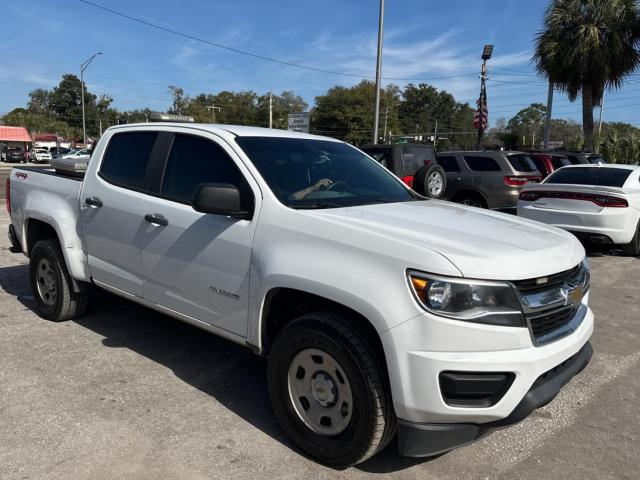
[0,207,638,480]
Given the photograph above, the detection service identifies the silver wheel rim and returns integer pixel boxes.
[36,258,57,306]
[287,348,353,436]
[427,172,444,196]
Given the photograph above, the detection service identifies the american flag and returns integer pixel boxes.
[473,80,488,131]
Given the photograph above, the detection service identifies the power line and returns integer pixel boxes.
[77,0,479,83]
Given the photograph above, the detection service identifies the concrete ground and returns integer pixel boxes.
[0,208,638,480]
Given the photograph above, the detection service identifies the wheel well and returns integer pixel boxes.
[26,219,59,255]
[261,288,386,364]
[452,189,488,207]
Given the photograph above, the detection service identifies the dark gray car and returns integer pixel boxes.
[437,151,542,212]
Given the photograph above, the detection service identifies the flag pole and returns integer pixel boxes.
[475,45,493,150]
[476,59,487,150]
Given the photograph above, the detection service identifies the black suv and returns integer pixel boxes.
[360,143,446,198]
[3,146,27,163]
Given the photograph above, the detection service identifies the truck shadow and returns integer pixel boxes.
[0,263,427,473]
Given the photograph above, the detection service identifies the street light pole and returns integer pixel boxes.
[80,52,102,147]
[372,0,384,144]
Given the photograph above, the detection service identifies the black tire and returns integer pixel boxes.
[29,239,88,321]
[454,191,487,209]
[621,221,640,256]
[413,164,447,199]
[267,311,396,467]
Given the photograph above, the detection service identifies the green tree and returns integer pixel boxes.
[168,85,190,115]
[312,80,377,145]
[256,91,308,129]
[534,0,640,152]
[600,131,622,163]
[507,103,547,148]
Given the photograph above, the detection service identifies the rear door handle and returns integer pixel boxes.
[144,213,168,226]
[85,196,103,207]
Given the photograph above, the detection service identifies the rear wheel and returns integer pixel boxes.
[454,192,487,209]
[29,239,88,321]
[621,221,640,256]
[267,311,396,467]
[414,164,447,198]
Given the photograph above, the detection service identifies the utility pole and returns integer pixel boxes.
[372,0,384,144]
[206,105,221,123]
[434,120,438,149]
[99,119,102,136]
[80,52,102,147]
[382,101,389,144]
[543,81,553,151]
[269,92,273,129]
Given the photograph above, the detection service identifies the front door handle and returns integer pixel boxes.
[144,213,168,226]
[85,196,103,207]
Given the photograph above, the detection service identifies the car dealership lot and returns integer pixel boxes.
[0,208,638,480]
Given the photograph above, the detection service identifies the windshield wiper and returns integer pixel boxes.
[292,202,344,210]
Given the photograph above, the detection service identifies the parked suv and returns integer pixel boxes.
[550,151,606,165]
[529,153,571,178]
[3,146,27,163]
[436,151,542,211]
[360,144,447,198]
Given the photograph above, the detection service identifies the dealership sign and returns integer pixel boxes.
[288,112,310,133]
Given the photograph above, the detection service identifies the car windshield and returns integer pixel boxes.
[235,137,417,209]
[546,167,632,187]
[507,154,539,173]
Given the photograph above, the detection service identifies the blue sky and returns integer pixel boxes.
[2,0,640,127]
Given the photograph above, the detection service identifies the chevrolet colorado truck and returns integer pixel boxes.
[6,121,594,467]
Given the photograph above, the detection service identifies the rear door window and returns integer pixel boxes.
[546,167,632,187]
[100,132,158,190]
[463,155,501,172]
[507,154,538,172]
[436,155,460,172]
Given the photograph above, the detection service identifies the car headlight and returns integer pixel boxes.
[408,271,525,327]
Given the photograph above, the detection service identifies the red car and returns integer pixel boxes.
[528,153,571,178]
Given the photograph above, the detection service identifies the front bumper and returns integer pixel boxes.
[397,341,592,457]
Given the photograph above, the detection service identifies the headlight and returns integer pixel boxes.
[408,271,525,327]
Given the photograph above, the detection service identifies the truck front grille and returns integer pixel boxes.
[527,305,576,340]
[512,262,589,345]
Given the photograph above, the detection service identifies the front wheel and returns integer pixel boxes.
[29,239,88,321]
[267,312,396,467]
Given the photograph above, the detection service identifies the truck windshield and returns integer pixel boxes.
[236,137,416,209]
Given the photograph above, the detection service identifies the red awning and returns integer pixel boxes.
[0,126,32,142]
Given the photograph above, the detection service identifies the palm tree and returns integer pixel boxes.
[534,0,640,152]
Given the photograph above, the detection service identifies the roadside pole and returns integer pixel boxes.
[269,92,273,129]
[372,0,384,144]
[543,81,553,151]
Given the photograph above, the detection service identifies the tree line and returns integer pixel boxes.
[1,74,476,148]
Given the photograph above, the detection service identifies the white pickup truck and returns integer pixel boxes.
[6,121,593,466]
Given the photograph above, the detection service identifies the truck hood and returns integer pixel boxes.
[314,200,584,280]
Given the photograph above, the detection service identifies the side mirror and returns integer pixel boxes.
[191,183,251,219]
